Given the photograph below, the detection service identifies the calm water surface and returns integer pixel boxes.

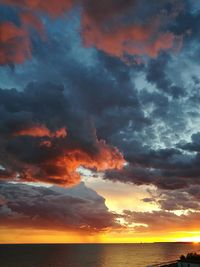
[0,243,200,267]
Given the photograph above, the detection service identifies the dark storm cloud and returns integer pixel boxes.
[170,3,200,38]
[0,181,116,230]
[146,53,184,98]
[178,132,200,152]
[105,165,190,190]
[104,143,200,190]
[0,4,20,25]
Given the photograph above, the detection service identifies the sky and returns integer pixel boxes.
[0,0,200,243]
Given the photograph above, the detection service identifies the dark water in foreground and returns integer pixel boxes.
[0,243,200,267]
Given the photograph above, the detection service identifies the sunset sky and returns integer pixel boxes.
[0,0,200,243]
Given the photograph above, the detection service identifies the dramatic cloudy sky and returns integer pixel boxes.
[0,0,200,243]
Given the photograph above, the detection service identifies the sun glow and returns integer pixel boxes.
[177,235,200,244]
[192,237,200,244]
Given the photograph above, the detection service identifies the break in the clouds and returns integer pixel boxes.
[1,0,200,239]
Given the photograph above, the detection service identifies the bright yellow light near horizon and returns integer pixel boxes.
[1,227,200,244]
[177,234,200,244]
[191,237,200,244]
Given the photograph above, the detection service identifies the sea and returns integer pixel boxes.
[0,243,200,267]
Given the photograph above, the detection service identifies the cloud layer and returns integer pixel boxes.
[0,181,116,230]
[123,209,200,233]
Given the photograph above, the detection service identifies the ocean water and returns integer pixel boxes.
[0,243,200,267]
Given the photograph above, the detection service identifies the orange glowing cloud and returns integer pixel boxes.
[14,125,67,138]
[0,22,31,65]
[0,0,183,64]
[22,139,125,186]
[53,127,67,138]
[0,11,46,65]
[82,16,181,59]
[11,124,124,186]
[20,11,45,38]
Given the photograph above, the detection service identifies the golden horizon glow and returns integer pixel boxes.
[1,227,200,244]
[177,236,200,244]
